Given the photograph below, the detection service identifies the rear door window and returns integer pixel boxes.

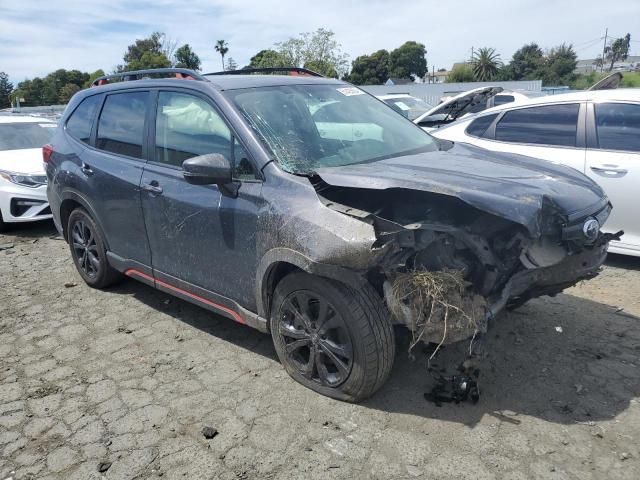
[96,91,148,159]
[495,103,580,147]
[66,95,101,144]
[594,103,640,152]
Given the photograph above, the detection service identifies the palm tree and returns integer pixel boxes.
[472,47,502,81]
[215,40,229,71]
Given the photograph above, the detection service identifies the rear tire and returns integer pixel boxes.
[270,272,395,402]
[67,208,121,288]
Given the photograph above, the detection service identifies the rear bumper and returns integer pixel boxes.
[0,180,52,223]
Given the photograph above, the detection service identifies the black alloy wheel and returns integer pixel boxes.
[277,290,353,387]
[67,208,121,288]
[71,219,99,278]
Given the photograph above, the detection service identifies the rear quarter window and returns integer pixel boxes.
[465,113,499,138]
[66,94,102,144]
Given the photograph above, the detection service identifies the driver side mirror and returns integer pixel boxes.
[182,153,238,197]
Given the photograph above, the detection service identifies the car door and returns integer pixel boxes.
[79,90,152,268]
[140,89,263,308]
[585,101,640,254]
[463,103,587,173]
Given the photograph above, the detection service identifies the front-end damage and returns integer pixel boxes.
[310,177,619,349]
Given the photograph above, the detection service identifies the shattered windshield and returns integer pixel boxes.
[226,84,437,174]
[382,96,433,121]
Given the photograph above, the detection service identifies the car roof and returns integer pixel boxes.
[82,75,345,96]
[202,74,345,90]
[0,115,56,124]
[481,88,640,115]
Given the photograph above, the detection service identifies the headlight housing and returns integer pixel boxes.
[0,170,47,188]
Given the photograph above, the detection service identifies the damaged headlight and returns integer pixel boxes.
[0,170,47,188]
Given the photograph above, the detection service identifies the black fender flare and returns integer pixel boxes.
[255,247,369,319]
[58,189,110,250]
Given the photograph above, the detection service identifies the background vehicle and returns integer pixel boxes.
[432,89,640,257]
[377,94,434,120]
[46,68,613,402]
[0,115,56,231]
[378,86,503,131]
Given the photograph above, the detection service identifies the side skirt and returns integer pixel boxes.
[106,252,269,333]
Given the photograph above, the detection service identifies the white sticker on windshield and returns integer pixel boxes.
[336,87,365,96]
[39,123,57,128]
[394,101,410,111]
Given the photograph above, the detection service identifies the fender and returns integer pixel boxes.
[255,247,369,319]
[58,189,111,250]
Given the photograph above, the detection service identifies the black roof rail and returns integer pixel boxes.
[91,68,207,87]
[205,67,324,77]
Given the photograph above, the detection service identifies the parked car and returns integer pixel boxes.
[432,89,639,257]
[47,68,614,401]
[378,86,504,131]
[0,115,56,231]
[377,94,435,121]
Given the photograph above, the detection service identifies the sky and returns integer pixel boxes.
[1,0,639,83]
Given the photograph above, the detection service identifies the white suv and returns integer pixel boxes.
[0,115,56,231]
[432,89,640,257]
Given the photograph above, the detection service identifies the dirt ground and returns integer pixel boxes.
[1,222,639,480]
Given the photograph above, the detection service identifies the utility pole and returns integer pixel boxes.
[601,28,608,73]
[470,46,474,64]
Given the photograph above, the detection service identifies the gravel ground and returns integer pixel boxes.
[1,222,639,480]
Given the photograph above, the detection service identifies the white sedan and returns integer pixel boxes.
[432,89,640,257]
[0,115,56,231]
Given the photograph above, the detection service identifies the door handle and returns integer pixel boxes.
[80,162,93,176]
[141,181,163,195]
[590,165,628,175]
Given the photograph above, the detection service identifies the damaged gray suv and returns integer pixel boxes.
[46,68,618,402]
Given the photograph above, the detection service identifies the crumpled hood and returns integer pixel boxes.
[315,143,608,237]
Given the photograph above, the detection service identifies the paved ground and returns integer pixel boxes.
[1,222,639,480]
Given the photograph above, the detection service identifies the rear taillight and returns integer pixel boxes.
[42,144,54,163]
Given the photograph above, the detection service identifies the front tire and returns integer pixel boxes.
[270,272,395,402]
[67,208,121,288]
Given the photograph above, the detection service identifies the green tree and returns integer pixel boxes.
[119,32,171,71]
[58,83,81,103]
[501,43,544,80]
[539,43,577,86]
[0,72,14,109]
[471,47,502,81]
[605,34,631,71]
[276,29,349,78]
[388,41,427,80]
[226,57,238,71]
[247,49,289,68]
[447,63,475,83]
[174,44,201,70]
[215,40,229,71]
[346,50,390,85]
[84,69,106,88]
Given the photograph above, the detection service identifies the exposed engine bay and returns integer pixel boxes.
[312,178,621,349]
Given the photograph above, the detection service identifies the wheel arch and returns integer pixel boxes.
[59,191,110,250]
[255,247,369,322]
